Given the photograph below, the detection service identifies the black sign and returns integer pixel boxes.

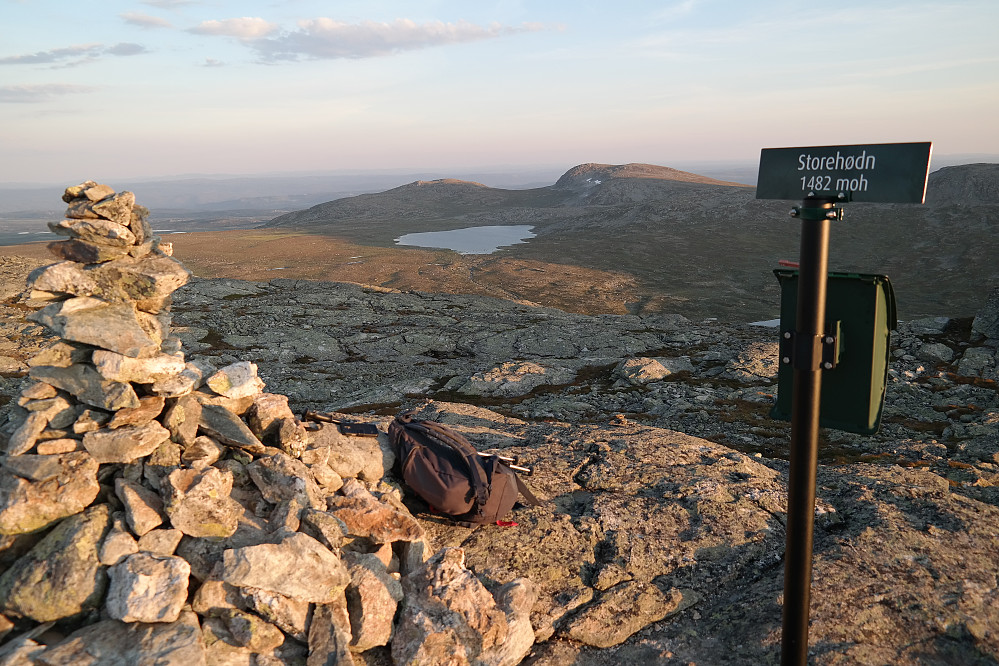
[756,142,932,203]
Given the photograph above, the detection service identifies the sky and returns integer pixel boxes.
[1,0,997,184]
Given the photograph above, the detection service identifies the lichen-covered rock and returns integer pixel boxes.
[206,361,266,400]
[33,610,206,665]
[0,504,111,622]
[343,551,403,652]
[105,553,191,624]
[161,466,240,538]
[392,547,513,666]
[563,581,682,648]
[221,531,350,604]
[0,452,100,535]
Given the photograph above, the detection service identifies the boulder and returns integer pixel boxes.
[82,421,171,464]
[105,553,191,624]
[29,363,139,412]
[971,287,999,339]
[32,611,205,665]
[161,466,240,538]
[343,551,403,651]
[0,451,100,535]
[221,531,350,603]
[206,361,266,400]
[29,297,162,358]
[0,504,111,622]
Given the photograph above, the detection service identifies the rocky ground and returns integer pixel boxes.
[2,254,999,664]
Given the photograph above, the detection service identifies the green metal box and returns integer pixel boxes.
[771,270,897,435]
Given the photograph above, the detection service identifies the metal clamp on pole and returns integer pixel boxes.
[780,320,841,372]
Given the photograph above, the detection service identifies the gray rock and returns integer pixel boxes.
[198,403,266,454]
[48,217,136,246]
[92,349,186,384]
[33,611,205,665]
[136,528,184,556]
[83,421,170,464]
[28,297,162,358]
[4,412,48,456]
[99,528,139,566]
[393,547,512,666]
[0,451,100,535]
[222,531,350,603]
[241,586,311,643]
[956,347,996,377]
[971,287,999,339]
[29,363,140,411]
[308,595,355,666]
[457,361,576,397]
[0,504,110,622]
[162,394,203,446]
[563,581,682,648]
[206,361,266,399]
[247,452,324,510]
[307,424,393,482]
[105,553,191,623]
[115,478,166,536]
[917,342,955,364]
[162,466,240,538]
[343,551,403,651]
[723,340,778,381]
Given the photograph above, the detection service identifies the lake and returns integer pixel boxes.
[395,225,535,254]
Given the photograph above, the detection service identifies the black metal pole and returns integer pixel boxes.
[781,198,832,666]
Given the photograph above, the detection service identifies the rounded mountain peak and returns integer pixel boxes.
[554,163,743,190]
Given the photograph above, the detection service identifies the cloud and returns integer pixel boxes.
[105,43,149,56]
[0,44,103,65]
[121,12,173,29]
[190,17,279,40]
[142,0,197,6]
[0,43,148,66]
[195,17,548,61]
[0,84,97,103]
[202,58,225,67]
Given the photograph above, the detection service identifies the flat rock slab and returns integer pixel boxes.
[33,611,205,666]
[564,581,683,648]
[29,363,139,412]
[29,297,161,358]
[222,531,349,604]
[83,421,171,464]
[198,403,266,454]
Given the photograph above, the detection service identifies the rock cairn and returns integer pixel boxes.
[0,183,536,665]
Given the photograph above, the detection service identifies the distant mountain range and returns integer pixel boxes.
[265,162,999,322]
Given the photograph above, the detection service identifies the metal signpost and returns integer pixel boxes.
[756,142,931,666]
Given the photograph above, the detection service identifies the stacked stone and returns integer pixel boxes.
[0,183,536,665]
